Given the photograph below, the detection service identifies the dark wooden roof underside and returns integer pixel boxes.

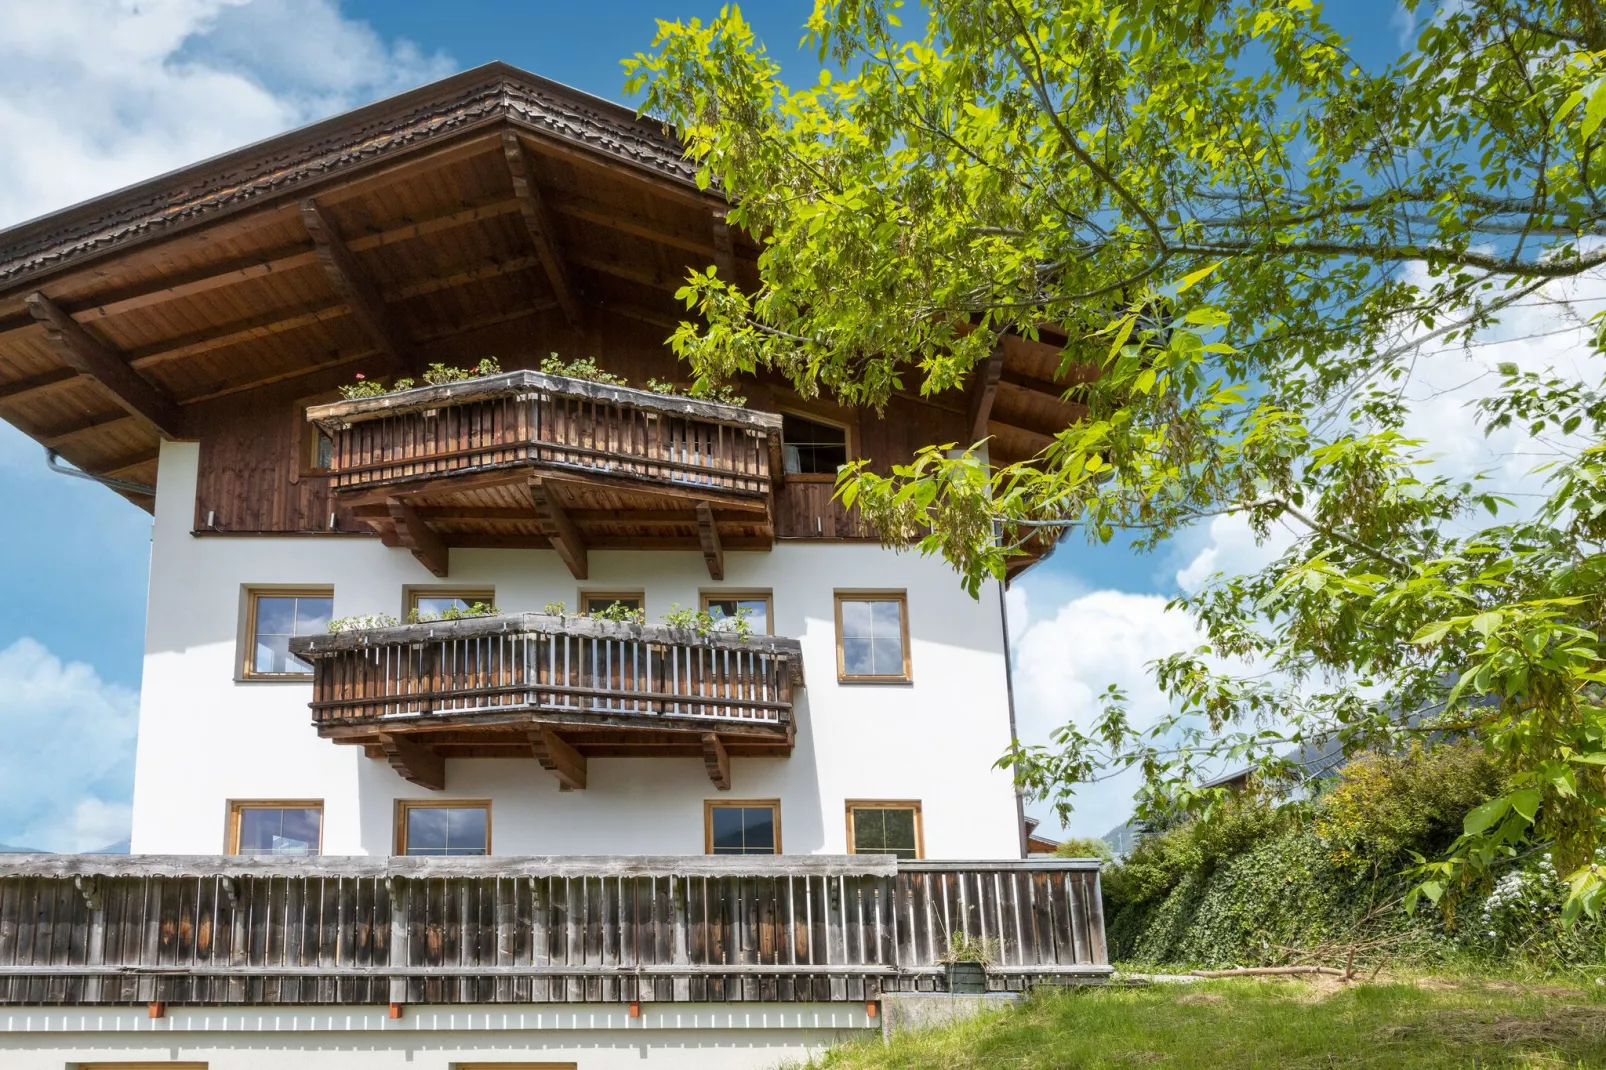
[0,62,1088,515]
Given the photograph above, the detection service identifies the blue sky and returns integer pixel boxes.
[0,0,1477,850]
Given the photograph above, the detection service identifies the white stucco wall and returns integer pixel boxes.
[0,1003,874,1069]
[130,442,1022,859]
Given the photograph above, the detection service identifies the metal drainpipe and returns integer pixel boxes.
[998,575,1030,859]
[44,448,155,498]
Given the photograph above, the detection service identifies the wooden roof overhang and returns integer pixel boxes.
[0,61,1094,531]
[289,612,803,792]
[307,370,783,578]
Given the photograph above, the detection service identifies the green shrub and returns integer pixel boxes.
[1054,836,1114,861]
[1314,741,1503,871]
[1103,796,1288,915]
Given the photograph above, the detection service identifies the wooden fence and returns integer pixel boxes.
[0,856,1108,1006]
[291,613,804,728]
[307,371,782,498]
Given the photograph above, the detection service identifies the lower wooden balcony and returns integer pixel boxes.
[289,613,803,791]
[0,855,1111,1006]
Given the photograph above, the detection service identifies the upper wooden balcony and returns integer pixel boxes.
[306,371,784,579]
[289,611,803,792]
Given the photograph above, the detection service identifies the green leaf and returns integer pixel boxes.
[1175,262,1222,294]
[1470,611,1502,637]
[1463,796,1511,837]
[1509,787,1541,822]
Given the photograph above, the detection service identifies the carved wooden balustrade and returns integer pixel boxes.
[0,855,1111,1006]
[308,371,780,497]
[290,614,801,784]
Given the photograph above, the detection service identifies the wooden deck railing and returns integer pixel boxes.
[306,371,783,498]
[289,613,803,728]
[0,856,1110,1006]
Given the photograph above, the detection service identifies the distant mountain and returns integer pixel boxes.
[0,838,129,855]
[94,839,131,854]
[0,843,48,854]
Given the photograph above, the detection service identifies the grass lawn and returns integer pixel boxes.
[807,975,1606,1068]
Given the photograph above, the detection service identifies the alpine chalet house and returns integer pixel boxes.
[0,64,1108,1068]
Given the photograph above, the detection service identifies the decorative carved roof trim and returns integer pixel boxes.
[0,62,703,291]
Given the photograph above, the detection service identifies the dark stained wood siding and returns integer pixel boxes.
[0,859,1109,1005]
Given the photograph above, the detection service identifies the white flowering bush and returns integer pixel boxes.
[1469,855,1606,964]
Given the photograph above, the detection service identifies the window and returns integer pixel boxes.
[245,589,333,676]
[408,588,495,619]
[396,800,490,856]
[834,592,910,682]
[705,800,781,855]
[846,801,923,859]
[701,591,772,635]
[313,430,334,470]
[581,590,643,616]
[781,412,848,475]
[228,801,323,856]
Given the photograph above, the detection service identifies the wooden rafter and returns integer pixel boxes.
[701,733,731,791]
[300,199,413,375]
[529,728,587,790]
[25,292,184,438]
[696,500,724,580]
[0,367,77,407]
[386,496,449,578]
[549,192,716,257]
[129,302,350,370]
[968,348,1005,444]
[501,131,581,327]
[376,732,445,791]
[40,412,136,448]
[103,449,161,477]
[528,477,587,579]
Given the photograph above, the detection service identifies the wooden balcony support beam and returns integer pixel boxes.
[528,477,587,579]
[967,348,1005,444]
[25,292,185,438]
[502,131,581,327]
[702,733,731,791]
[387,496,449,578]
[376,732,445,791]
[529,728,587,790]
[300,198,413,375]
[696,500,724,580]
[711,209,736,280]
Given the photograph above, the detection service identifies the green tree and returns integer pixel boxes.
[626,1,1606,914]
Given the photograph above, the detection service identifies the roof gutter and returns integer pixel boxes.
[45,448,154,498]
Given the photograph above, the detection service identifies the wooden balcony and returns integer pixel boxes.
[0,855,1111,1007]
[289,612,802,791]
[306,371,784,579]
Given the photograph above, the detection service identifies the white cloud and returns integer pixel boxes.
[0,638,139,851]
[0,0,453,228]
[1011,590,1206,838]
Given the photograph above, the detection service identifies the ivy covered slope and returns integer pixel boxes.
[1107,745,1606,970]
[628,2,1606,914]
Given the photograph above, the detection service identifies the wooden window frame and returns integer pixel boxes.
[394,798,492,857]
[845,800,925,859]
[291,387,343,483]
[833,590,912,683]
[242,587,334,680]
[778,405,856,482]
[226,799,324,856]
[699,589,774,635]
[579,589,645,615]
[703,798,783,855]
[404,586,496,618]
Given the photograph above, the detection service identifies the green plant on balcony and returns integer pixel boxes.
[662,603,752,642]
[644,377,748,407]
[587,600,647,625]
[539,353,627,386]
[336,357,502,400]
[406,601,498,624]
[326,613,400,633]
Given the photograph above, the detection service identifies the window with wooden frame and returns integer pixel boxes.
[227,801,323,856]
[406,587,496,620]
[704,800,782,855]
[244,588,333,677]
[395,799,490,856]
[780,411,850,476]
[700,590,772,635]
[580,589,644,616]
[846,801,924,860]
[834,591,911,682]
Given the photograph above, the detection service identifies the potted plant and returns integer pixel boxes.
[938,930,1000,994]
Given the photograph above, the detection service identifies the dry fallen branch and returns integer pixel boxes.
[1191,966,1348,978]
